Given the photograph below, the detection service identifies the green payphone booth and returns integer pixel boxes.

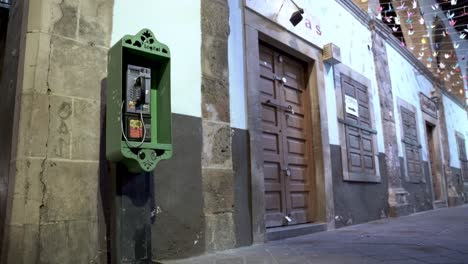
[106,28,172,172]
[106,29,172,263]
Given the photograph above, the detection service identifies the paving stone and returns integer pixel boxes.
[164,206,468,264]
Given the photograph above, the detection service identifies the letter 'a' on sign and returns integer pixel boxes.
[106,29,173,173]
[345,95,359,117]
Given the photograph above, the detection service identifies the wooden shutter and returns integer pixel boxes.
[341,74,376,176]
[400,106,422,182]
[456,135,468,182]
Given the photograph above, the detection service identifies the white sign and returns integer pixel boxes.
[246,0,323,48]
[345,95,359,117]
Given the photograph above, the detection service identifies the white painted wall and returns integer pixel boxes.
[228,0,247,129]
[316,1,385,152]
[111,0,201,117]
[443,95,468,168]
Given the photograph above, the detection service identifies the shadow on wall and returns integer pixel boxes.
[100,77,207,261]
[99,78,112,263]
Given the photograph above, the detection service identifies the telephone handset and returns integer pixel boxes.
[134,75,146,107]
[121,65,152,146]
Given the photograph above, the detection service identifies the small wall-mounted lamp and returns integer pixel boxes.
[289,0,304,26]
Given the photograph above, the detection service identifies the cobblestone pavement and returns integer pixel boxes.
[162,205,468,264]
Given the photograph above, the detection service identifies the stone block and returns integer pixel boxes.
[39,222,69,263]
[48,36,107,100]
[79,0,113,46]
[39,220,101,263]
[201,0,230,39]
[8,194,25,226]
[27,0,79,38]
[205,213,236,252]
[5,225,24,264]
[16,93,49,158]
[202,121,232,168]
[68,220,101,262]
[48,96,72,159]
[202,76,230,123]
[203,168,234,214]
[202,36,228,81]
[14,159,43,203]
[71,98,101,160]
[40,161,98,222]
[22,224,40,264]
[22,32,51,94]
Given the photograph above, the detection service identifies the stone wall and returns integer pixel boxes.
[370,22,410,216]
[1,0,114,263]
[200,0,236,252]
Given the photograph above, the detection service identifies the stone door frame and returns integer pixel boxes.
[243,8,334,243]
[421,110,447,206]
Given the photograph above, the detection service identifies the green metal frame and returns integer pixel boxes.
[106,29,172,172]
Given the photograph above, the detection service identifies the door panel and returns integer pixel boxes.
[260,43,314,228]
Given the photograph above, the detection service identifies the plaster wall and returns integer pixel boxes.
[111,0,201,117]
[443,95,468,168]
[386,42,434,161]
[228,0,247,129]
[320,2,384,152]
[321,1,389,151]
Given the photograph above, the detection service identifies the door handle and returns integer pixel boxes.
[274,75,287,84]
[264,100,295,115]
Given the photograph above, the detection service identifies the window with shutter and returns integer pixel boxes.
[400,105,423,182]
[334,64,380,182]
[341,75,376,176]
[455,133,468,182]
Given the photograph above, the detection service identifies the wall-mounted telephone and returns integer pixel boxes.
[122,65,152,146]
[106,29,172,173]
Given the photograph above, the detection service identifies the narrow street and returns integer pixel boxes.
[163,205,468,264]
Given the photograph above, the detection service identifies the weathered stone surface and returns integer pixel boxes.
[28,0,79,38]
[22,32,51,94]
[202,77,230,122]
[5,225,24,264]
[39,220,100,263]
[16,93,49,158]
[22,224,40,264]
[203,168,234,214]
[205,213,236,252]
[48,36,107,100]
[201,36,228,81]
[48,96,72,159]
[67,220,102,262]
[15,159,44,202]
[39,222,69,263]
[201,0,230,39]
[72,98,100,160]
[40,161,98,222]
[202,121,232,168]
[371,28,409,214]
[79,0,113,46]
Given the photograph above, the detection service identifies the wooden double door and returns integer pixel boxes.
[259,43,315,228]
